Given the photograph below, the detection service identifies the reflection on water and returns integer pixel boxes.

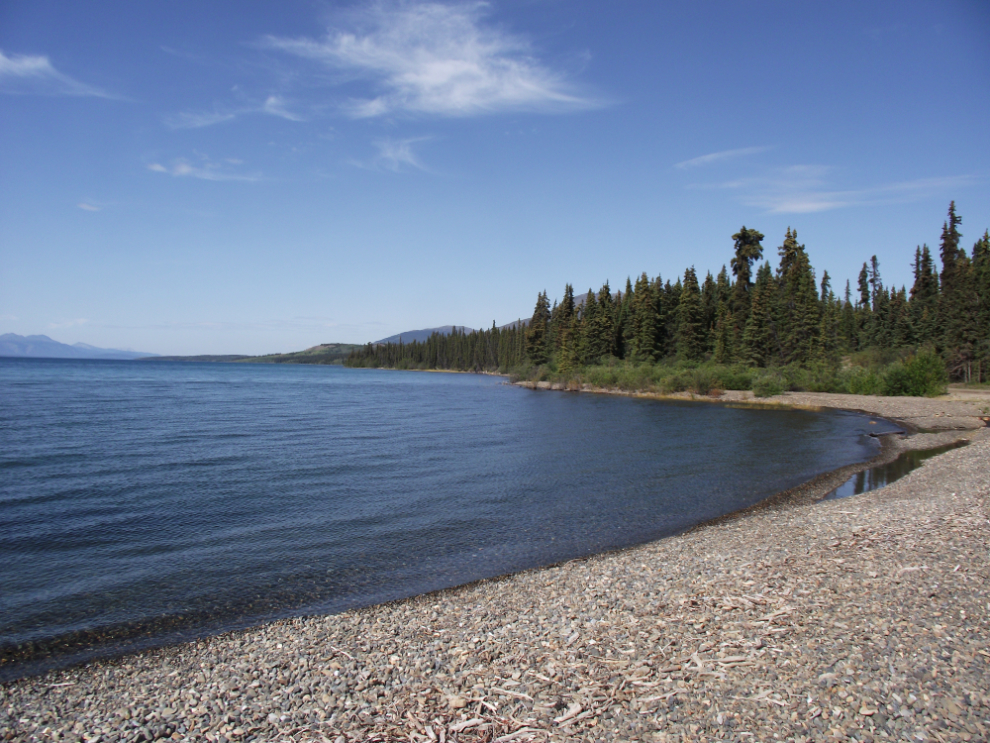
[824,440,969,500]
[1,359,885,680]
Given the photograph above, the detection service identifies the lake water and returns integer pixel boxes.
[0,359,888,679]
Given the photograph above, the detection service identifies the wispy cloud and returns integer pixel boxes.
[374,137,429,171]
[675,146,771,169]
[262,95,305,121]
[0,49,115,98]
[263,2,596,118]
[49,318,89,329]
[703,166,979,214]
[77,202,102,212]
[167,110,238,129]
[167,96,304,128]
[147,157,260,182]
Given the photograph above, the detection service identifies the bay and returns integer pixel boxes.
[0,358,886,679]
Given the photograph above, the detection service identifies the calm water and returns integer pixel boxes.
[824,440,968,500]
[0,359,886,679]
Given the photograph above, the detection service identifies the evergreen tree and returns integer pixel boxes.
[937,201,979,378]
[730,227,765,329]
[525,291,551,364]
[856,263,872,347]
[840,280,858,350]
[816,290,842,362]
[973,231,990,381]
[776,228,819,365]
[553,284,576,350]
[713,302,733,364]
[868,255,882,309]
[629,272,659,361]
[910,244,939,346]
[677,267,706,361]
[586,282,615,360]
[662,279,681,357]
[743,262,776,366]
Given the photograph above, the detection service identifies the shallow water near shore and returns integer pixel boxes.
[0,359,890,680]
[823,440,970,500]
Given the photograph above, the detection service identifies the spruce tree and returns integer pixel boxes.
[776,228,819,365]
[973,231,990,381]
[629,273,659,361]
[730,227,765,331]
[742,262,775,366]
[525,291,551,364]
[841,280,858,350]
[910,244,939,346]
[677,267,706,361]
[816,290,842,363]
[588,282,615,360]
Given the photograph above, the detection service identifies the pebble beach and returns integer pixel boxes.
[2,390,989,743]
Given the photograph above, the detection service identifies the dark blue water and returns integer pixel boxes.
[0,359,884,679]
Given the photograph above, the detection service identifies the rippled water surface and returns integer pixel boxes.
[0,359,884,678]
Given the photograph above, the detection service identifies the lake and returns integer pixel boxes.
[0,359,888,679]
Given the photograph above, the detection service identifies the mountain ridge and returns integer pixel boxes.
[0,333,156,360]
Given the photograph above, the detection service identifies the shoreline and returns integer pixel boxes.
[3,393,989,742]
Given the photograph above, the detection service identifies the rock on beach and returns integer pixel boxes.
[2,391,989,743]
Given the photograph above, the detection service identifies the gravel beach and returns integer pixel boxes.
[3,390,989,743]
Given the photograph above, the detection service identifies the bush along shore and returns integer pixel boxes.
[346,202,990,394]
[2,392,989,742]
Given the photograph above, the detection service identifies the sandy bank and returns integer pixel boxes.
[2,393,989,743]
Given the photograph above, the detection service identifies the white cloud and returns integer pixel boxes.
[262,95,305,121]
[167,97,304,128]
[167,110,238,129]
[374,137,428,171]
[77,202,102,212]
[147,158,260,182]
[263,2,595,118]
[49,318,89,329]
[705,167,979,214]
[0,49,114,98]
[675,146,771,169]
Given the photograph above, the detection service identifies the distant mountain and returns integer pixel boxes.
[372,326,476,345]
[499,319,529,330]
[0,333,156,360]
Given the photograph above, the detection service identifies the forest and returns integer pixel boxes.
[346,203,990,397]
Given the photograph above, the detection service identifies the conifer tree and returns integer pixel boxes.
[577,289,598,363]
[677,267,706,361]
[816,290,842,362]
[587,282,615,360]
[776,228,819,365]
[663,279,681,357]
[730,227,765,332]
[910,244,939,346]
[629,272,659,361]
[840,280,858,350]
[701,271,718,347]
[526,291,551,364]
[743,262,776,366]
[713,302,733,364]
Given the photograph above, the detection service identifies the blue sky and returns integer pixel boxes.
[1,0,988,355]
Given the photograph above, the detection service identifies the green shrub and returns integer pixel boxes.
[795,362,843,392]
[717,365,755,391]
[842,367,885,395]
[881,351,948,397]
[752,371,785,397]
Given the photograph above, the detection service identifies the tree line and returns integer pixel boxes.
[346,203,989,385]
